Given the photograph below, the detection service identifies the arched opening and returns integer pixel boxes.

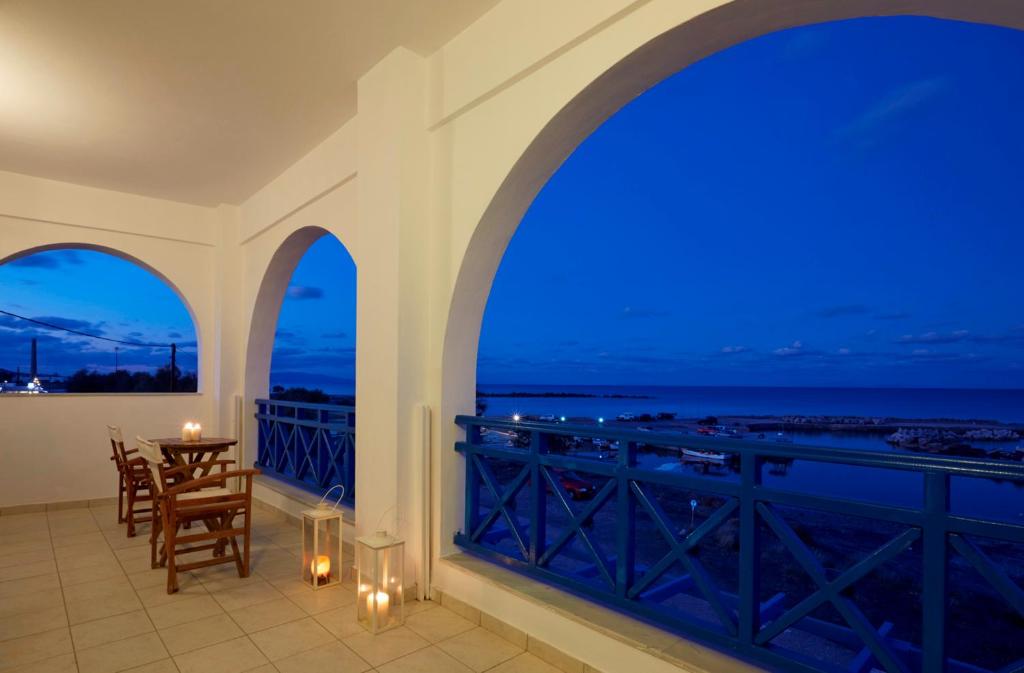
[0,245,200,393]
[246,226,357,498]
[442,6,1024,672]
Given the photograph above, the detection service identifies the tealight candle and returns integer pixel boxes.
[310,555,331,585]
[366,589,390,621]
[193,423,202,441]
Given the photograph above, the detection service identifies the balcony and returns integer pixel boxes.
[456,416,1024,673]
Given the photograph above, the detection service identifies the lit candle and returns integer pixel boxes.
[366,589,390,622]
[310,555,331,584]
[193,423,202,441]
[181,422,194,441]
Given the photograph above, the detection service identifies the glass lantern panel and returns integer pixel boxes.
[357,540,405,632]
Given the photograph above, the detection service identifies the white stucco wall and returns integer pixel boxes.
[5,1,1024,669]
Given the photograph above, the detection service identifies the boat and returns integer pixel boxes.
[774,432,794,444]
[682,447,727,461]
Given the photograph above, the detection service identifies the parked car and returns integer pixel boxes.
[617,413,636,421]
[548,469,597,500]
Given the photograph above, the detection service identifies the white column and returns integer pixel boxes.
[355,48,431,591]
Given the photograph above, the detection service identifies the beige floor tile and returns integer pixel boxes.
[286,585,355,615]
[0,549,54,570]
[146,594,224,629]
[312,605,364,640]
[0,574,60,600]
[0,559,57,583]
[0,606,68,643]
[173,636,269,673]
[228,597,305,633]
[0,539,53,559]
[241,666,277,673]
[405,607,476,643]
[128,569,171,591]
[0,627,73,671]
[158,612,243,655]
[71,610,155,651]
[404,599,438,616]
[375,645,475,673]
[67,591,144,626]
[342,625,430,667]
[209,579,283,612]
[136,576,208,609]
[248,617,333,662]
[76,631,168,673]
[274,640,371,673]
[59,559,127,587]
[54,542,114,563]
[437,627,523,672]
[264,575,311,596]
[122,659,179,673]
[488,653,563,673]
[3,652,77,673]
[52,531,107,549]
[63,576,132,603]
[0,588,65,620]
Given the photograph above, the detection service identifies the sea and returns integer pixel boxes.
[476,383,1024,424]
[476,384,1024,523]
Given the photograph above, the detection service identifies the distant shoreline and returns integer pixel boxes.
[477,391,652,399]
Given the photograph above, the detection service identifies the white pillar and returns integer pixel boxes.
[355,48,431,592]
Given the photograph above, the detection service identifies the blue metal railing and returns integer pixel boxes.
[455,416,1024,673]
[255,399,355,502]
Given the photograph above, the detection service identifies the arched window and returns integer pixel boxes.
[269,234,356,404]
[0,248,197,393]
[472,17,1024,672]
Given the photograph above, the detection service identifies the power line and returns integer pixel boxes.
[0,309,175,348]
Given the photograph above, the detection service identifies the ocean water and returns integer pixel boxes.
[476,383,1024,523]
[477,384,1024,424]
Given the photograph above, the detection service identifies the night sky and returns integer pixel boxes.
[3,18,1022,392]
[0,249,196,377]
[479,17,1024,389]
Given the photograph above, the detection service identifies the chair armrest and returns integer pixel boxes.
[162,460,235,478]
[163,469,261,497]
[124,448,139,455]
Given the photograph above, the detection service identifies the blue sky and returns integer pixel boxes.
[0,249,195,376]
[269,235,356,392]
[479,16,1024,388]
[3,18,1023,391]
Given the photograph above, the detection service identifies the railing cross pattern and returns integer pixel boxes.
[471,454,530,560]
[756,502,909,673]
[628,482,738,634]
[949,534,1024,619]
[537,467,616,590]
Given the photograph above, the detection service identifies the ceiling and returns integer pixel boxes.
[0,0,497,205]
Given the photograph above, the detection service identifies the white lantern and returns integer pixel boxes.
[301,503,343,591]
[356,530,405,633]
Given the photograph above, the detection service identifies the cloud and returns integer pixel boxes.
[839,76,950,140]
[167,331,183,339]
[26,315,106,335]
[720,346,749,354]
[837,348,851,355]
[773,340,812,357]
[286,285,324,300]
[322,331,348,339]
[619,306,669,319]
[6,250,84,269]
[875,311,911,321]
[897,330,969,345]
[813,304,870,318]
[969,326,1024,346]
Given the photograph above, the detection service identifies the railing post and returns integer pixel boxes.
[529,430,547,566]
[616,440,636,599]
[739,451,763,647]
[922,471,950,673]
[464,423,481,539]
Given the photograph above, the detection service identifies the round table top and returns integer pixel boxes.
[150,437,238,451]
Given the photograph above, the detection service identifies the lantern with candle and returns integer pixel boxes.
[356,530,404,633]
[301,486,345,590]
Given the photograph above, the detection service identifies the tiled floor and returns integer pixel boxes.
[0,504,561,673]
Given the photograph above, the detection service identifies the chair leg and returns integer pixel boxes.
[126,481,137,537]
[117,472,125,524]
[165,517,179,594]
[150,500,162,569]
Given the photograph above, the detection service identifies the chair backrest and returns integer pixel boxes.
[107,425,127,466]
[135,437,165,495]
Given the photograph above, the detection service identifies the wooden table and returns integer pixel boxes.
[150,437,237,477]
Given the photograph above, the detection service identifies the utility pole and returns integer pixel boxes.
[170,343,177,392]
[30,338,37,379]
[114,347,119,373]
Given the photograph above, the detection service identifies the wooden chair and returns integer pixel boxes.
[135,437,260,594]
[107,426,154,537]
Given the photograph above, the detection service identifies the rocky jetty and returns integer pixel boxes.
[886,426,1020,453]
